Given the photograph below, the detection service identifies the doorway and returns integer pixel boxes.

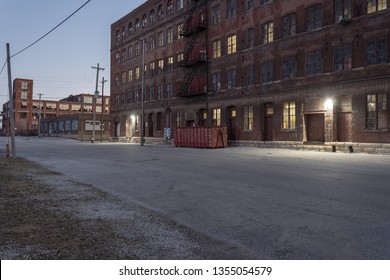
[337,112,352,142]
[306,114,325,142]
[227,106,237,140]
[264,103,273,141]
[148,113,154,137]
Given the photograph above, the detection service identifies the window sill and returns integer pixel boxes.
[365,128,389,133]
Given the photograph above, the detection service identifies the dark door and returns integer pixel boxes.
[337,112,352,142]
[228,107,237,140]
[264,103,273,141]
[307,114,325,142]
[148,113,153,137]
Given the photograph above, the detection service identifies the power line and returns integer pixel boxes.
[10,0,92,59]
[0,0,92,76]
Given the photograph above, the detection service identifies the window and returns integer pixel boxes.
[142,14,147,27]
[59,104,69,111]
[335,44,352,70]
[158,4,164,19]
[227,35,237,54]
[283,102,296,130]
[212,72,221,91]
[247,65,254,85]
[335,0,352,22]
[84,96,93,104]
[367,0,388,14]
[167,56,174,71]
[177,112,184,127]
[135,18,140,31]
[167,83,173,98]
[167,28,174,43]
[127,92,133,104]
[121,72,126,84]
[247,28,254,48]
[261,61,274,83]
[135,67,140,80]
[243,106,254,131]
[158,31,164,47]
[21,92,28,99]
[128,69,133,82]
[177,53,184,65]
[248,0,254,10]
[227,69,237,89]
[167,0,173,15]
[261,0,272,4]
[212,5,221,24]
[282,56,297,80]
[306,50,323,75]
[21,102,28,110]
[177,23,184,39]
[227,0,236,18]
[367,93,388,129]
[149,35,156,50]
[306,4,322,31]
[149,62,155,76]
[177,0,184,10]
[150,9,155,23]
[213,108,221,126]
[149,86,155,100]
[158,85,164,99]
[135,42,140,56]
[367,37,388,65]
[158,59,164,73]
[115,52,120,64]
[282,14,296,38]
[261,22,274,44]
[128,22,133,33]
[21,82,28,89]
[128,46,133,58]
[213,40,221,58]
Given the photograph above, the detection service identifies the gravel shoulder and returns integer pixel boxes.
[0,157,253,259]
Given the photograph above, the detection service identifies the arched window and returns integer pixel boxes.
[150,9,155,23]
[158,4,164,19]
[116,30,121,42]
[122,26,126,38]
[167,0,173,15]
[142,14,147,27]
[128,22,133,33]
[135,18,140,31]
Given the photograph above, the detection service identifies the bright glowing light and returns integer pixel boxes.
[324,99,333,110]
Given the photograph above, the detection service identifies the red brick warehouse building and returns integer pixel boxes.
[110,0,390,146]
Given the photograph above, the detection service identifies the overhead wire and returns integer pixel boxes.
[0,0,92,76]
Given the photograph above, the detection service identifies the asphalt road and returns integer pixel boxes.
[3,137,390,259]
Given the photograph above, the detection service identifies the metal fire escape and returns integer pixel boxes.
[180,0,208,97]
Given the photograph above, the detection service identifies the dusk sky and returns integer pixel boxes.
[0,0,145,107]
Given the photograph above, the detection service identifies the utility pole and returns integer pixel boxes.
[6,43,16,157]
[37,93,43,137]
[100,77,107,142]
[91,63,104,143]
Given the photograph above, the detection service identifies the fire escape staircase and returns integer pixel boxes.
[180,0,207,97]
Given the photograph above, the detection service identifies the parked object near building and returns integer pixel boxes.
[111,0,390,147]
[2,78,110,140]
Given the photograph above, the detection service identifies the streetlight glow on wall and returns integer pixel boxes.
[325,99,333,110]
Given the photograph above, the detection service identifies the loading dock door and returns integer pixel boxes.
[306,114,325,142]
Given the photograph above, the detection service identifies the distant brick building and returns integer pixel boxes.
[2,78,110,140]
[111,0,390,146]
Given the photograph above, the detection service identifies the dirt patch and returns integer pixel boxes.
[0,157,252,259]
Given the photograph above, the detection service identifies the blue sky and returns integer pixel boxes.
[0,0,145,107]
